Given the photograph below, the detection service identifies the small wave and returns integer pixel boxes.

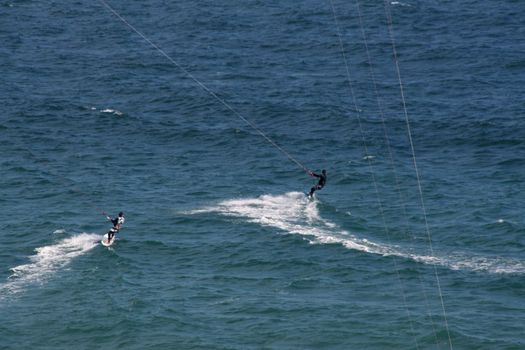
[88,106,124,116]
[188,192,525,274]
[100,108,124,116]
[391,1,412,7]
[0,233,100,297]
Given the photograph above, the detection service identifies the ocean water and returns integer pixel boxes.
[1,0,524,349]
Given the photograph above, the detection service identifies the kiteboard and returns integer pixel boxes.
[101,233,115,247]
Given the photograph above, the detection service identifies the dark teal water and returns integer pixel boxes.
[1,0,524,349]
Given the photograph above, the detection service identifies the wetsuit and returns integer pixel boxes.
[309,171,327,197]
[107,215,124,242]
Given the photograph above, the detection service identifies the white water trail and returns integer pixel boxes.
[1,233,100,297]
[189,192,525,274]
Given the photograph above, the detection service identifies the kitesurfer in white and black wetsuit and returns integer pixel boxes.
[106,211,125,242]
[308,169,327,197]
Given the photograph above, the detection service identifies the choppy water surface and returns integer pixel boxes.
[1,0,524,349]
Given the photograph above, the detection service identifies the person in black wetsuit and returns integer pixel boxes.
[106,211,125,242]
[308,169,327,197]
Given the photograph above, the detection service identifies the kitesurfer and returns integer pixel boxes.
[106,211,125,242]
[308,169,327,197]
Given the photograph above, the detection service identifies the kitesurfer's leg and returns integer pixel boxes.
[107,229,115,242]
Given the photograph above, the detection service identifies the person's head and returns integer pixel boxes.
[322,169,326,175]
[119,212,124,217]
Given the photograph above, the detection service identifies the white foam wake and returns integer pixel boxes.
[1,233,100,296]
[189,192,525,274]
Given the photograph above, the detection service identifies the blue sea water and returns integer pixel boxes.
[1,0,525,349]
